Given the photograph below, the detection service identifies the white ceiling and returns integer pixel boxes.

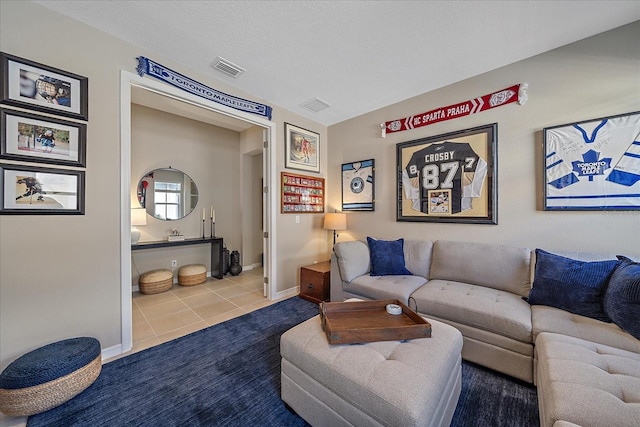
[34,1,640,127]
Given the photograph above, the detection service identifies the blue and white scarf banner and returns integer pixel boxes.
[136,56,272,120]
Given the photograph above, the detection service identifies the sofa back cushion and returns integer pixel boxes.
[403,240,433,279]
[430,240,532,297]
[334,241,370,283]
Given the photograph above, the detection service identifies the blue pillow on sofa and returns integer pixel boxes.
[366,237,412,276]
[528,249,618,322]
[604,256,640,340]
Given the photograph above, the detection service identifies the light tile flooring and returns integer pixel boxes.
[127,266,275,357]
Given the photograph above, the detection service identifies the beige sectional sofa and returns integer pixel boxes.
[329,238,640,427]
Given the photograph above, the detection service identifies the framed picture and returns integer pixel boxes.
[396,123,497,224]
[342,159,375,211]
[281,171,324,214]
[1,108,87,166]
[1,164,85,215]
[1,52,88,121]
[544,111,640,211]
[285,122,320,173]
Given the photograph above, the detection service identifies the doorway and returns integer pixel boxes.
[120,70,277,355]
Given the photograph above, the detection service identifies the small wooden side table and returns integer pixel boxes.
[299,261,331,304]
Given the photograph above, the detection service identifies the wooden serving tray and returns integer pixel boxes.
[319,299,431,345]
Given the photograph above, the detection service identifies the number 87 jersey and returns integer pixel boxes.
[403,141,488,214]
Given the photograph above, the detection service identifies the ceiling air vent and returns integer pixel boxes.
[211,57,245,78]
[300,98,331,113]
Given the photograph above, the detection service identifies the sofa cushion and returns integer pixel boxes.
[367,237,412,276]
[430,240,532,297]
[532,305,640,354]
[411,280,532,343]
[603,256,640,340]
[528,249,618,322]
[535,332,640,427]
[334,241,371,283]
[403,240,433,279]
[346,275,427,305]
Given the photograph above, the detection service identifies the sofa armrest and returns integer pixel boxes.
[330,252,345,301]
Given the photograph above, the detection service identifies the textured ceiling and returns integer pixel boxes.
[34,1,640,126]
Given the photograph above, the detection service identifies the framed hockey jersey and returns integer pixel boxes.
[543,111,640,211]
[396,123,497,224]
[342,159,375,211]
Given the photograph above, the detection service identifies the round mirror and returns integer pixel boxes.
[137,168,198,220]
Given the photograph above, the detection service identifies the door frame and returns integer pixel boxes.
[119,70,277,354]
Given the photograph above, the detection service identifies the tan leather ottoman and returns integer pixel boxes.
[280,315,463,427]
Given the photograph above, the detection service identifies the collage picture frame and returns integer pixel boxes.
[0,52,89,121]
[0,52,89,215]
[1,163,85,215]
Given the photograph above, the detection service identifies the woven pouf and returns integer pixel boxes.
[0,337,101,417]
[178,264,207,286]
[139,269,173,294]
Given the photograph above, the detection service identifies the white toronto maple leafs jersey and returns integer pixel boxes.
[403,141,487,214]
[545,113,640,209]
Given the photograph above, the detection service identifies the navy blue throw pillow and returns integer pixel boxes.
[528,249,618,322]
[366,237,412,276]
[604,256,640,340]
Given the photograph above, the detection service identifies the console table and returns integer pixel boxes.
[131,237,224,279]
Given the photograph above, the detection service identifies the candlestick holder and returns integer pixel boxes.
[202,218,205,239]
[211,220,215,238]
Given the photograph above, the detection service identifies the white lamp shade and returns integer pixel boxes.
[131,207,147,226]
[323,212,346,231]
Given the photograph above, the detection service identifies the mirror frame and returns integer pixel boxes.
[137,167,198,220]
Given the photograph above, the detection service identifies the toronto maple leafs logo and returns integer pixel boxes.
[572,149,611,181]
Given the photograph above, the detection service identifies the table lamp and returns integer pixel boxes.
[131,207,147,244]
[323,212,347,245]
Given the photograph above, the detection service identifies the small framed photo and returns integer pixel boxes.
[1,52,88,121]
[396,123,498,224]
[285,122,320,173]
[1,108,86,166]
[543,111,640,210]
[342,159,375,211]
[1,164,85,215]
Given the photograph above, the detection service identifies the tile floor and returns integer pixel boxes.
[125,266,276,358]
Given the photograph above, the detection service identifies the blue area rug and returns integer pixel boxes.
[27,297,538,426]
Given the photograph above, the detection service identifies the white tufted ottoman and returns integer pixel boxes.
[535,332,640,427]
[280,314,463,427]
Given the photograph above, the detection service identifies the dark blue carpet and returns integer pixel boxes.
[27,297,538,426]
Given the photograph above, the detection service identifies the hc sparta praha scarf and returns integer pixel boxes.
[381,84,527,137]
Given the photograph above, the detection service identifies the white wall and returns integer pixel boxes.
[327,22,640,259]
[0,1,327,367]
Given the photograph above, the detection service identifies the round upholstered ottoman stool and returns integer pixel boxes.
[178,264,207,286]
[0,337,101,417]
[139,268,173,294]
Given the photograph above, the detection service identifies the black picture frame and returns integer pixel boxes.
[284,122,320,173]
[0,163,85,215]
[543,111,640,211]
[396,123,497,224]
[341,159,375,211]
[1,108,87,167]
[0,52,89,121]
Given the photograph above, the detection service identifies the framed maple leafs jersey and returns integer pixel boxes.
[544,111,640,210]
[396,123,497,224]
